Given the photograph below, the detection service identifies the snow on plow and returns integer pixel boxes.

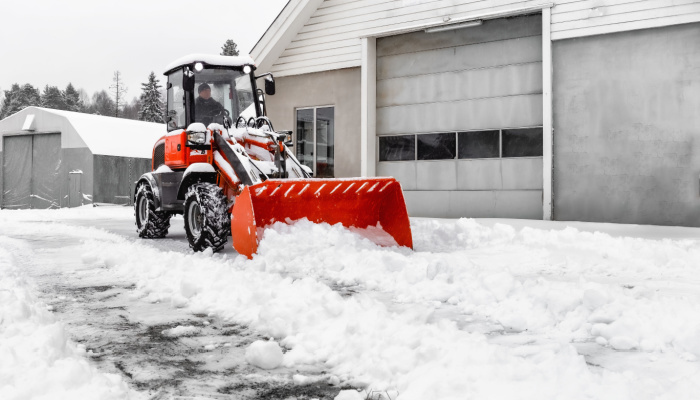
[230,177,413,258]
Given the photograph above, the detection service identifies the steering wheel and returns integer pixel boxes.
[203,108,230,127]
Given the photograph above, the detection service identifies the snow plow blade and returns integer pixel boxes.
[230,177,413,259]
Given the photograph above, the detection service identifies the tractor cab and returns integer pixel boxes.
[163,54,275,132]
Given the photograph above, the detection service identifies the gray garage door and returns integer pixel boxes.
[376,14,544,219]
[2,133,62,209]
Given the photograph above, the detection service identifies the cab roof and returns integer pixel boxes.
[164,53,256,75]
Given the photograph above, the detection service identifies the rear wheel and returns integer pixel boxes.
[135,182,170,238]
[184,183,229,252]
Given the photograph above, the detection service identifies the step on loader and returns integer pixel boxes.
[134,54,412,258]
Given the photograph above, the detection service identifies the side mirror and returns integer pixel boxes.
[265,77,276,95]
[182,67,195,91]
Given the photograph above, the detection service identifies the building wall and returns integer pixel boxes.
[93,155,152,205]
[553,22,700,227]
[265,67,362,178]
[265,0,700,77]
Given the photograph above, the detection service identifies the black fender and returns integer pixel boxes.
[134,173,161,209]
[177,165,218,200]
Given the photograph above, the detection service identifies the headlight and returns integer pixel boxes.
[187,131,206,144]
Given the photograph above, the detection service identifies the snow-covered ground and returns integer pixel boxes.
[1,206,699,399]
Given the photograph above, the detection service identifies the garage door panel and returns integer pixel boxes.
[30,134,61,209]
[377,14,542,57]
[403,190,451,218]
[377,94,543,135]
[501,158,543,190]
[377,161,417,190]
[456,159,502,190]
[377,62,543,108]
[2,136,32,209]
[449,190,542,218]
[377,36,542,80]
[416,161,457,190]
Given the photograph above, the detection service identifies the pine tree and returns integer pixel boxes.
[109,71,128,117]
[41,85,67,110]
[220,39,239,56]
[63,83,84,112]
[138,71,164,123]
[0,83,41,119]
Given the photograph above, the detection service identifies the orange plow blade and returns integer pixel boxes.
[230,177,413,259]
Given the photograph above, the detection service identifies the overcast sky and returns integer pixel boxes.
[1,0,289,100]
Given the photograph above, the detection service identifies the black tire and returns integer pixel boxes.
[183,183,229,252]
[135,182,170,238]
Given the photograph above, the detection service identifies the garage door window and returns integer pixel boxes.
[379,135,415,161]
[458,130,500,159]
[502,128,543,158]
[417,133,455,160]
[296,106,334,177]
[379,127,543,162]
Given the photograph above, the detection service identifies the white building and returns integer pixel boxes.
[0,107,164,208]
[252,0,700,227]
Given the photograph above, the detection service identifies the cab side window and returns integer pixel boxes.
[166,70,185,131]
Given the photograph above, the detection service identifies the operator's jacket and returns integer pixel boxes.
[195,96,225,125]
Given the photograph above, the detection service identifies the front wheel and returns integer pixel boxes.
[135,182,170,238]
[184,183,229,252]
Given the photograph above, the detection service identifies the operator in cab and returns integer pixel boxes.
[195,83,225,125]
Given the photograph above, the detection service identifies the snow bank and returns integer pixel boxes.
[0,239,133,400]
[2,207,700,399]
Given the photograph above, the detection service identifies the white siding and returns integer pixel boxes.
[551,0,700,39]
[268,0,700,77]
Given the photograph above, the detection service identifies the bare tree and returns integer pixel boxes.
[109,71,128,117]
[78,88,91,109]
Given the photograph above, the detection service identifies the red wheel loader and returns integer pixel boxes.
[134,54,412,258]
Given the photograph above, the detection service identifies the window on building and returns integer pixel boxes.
[417,133,456,160]
[458,130,500,159]
[502,128,543,158]
[296,106,335,177]
[377,127,543,162]
[379,135,415,161]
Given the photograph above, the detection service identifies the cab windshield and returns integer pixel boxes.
[193,68,255,126]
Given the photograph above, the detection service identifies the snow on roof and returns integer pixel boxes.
[40,108,165,158]
[164,53,256,74]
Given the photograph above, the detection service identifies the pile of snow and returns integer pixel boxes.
[0,238,132,400]
[245,340,284,370]
[2,207,700,399]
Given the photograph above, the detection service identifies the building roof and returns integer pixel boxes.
[0,107,165,159]
[250,0,324,74]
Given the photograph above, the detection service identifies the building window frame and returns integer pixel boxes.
[378,126,544,162]
[295,105,335,177]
